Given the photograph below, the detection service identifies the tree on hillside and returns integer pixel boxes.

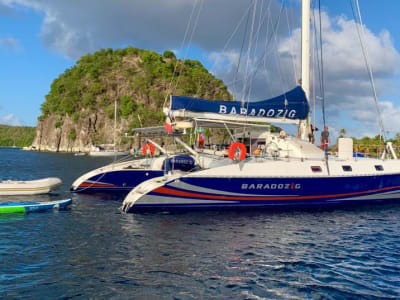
[121,95,137,118]
[163,50,176,59]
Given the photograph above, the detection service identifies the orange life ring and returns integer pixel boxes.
[141,142,155,156]
[228,142,247,161]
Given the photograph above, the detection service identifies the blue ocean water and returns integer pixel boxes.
[1,147,400,299]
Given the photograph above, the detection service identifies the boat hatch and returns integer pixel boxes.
[311,166,322,172]
[342,165,352,172]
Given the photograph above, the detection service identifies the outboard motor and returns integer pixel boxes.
[162,155,196,172]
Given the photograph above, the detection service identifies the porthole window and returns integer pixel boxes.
[342,165,352,172]
[311,166,322,172]
[375,165,384,171]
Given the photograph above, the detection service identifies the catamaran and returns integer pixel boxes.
[122,0,400,212]
[71,125,230,194]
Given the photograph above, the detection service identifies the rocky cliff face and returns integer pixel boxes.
[32,112,131,152]
[32,47,232,152]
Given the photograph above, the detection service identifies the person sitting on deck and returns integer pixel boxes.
[253,145,262,156]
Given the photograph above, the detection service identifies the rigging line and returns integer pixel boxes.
[312,0,323,123]
[231,2,283,99]
[318,0,326,128]
[222,2,282,90]
[246,0,265,101]
[271,0,290,96]
[232,0,253,99]
[284,2,298,86]
[316,1,330,175]
[311,0,317,127]
[253,0,265,60]
[172,0,205,95]
[312,0,320,121]
[164,0,199,107]
[208,1,253,74]
[183,0,205,59]
[247,0,284,102]
[241,0,258,106]
[262,0,274,96]
[351,0,386,141]
[245,1,285,96]
[227,0,271,90]
[245,0,270,101]
[245,0,266,118]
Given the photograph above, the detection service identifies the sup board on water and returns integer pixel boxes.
[0,199,72,214]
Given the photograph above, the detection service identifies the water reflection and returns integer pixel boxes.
[1,148,400,298]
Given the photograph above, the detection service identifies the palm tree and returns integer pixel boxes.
[339,128,346,138]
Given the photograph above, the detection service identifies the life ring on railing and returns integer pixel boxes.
[141,142,155,156]
[228,142,247,161]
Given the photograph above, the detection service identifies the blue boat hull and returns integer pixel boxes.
[74,170,165,193]
[128,174,400,212]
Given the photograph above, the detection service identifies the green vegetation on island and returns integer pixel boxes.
[0,125,36,147]
[39,47,232,131]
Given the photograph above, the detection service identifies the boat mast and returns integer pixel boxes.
[299,0,310,140]
[114,99,117,153]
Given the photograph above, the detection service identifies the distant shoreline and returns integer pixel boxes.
[0,146,21,149]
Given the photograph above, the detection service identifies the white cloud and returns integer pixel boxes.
[353,100,400,136]
[0,0,292,59]
[0,2,15,15]
[0,37,22,51]
[209,10,400,138]
[0,113,24,126]
[319,14,400,137]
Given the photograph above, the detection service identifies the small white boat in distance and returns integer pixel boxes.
[74,153,86,156]
[0,177,62,196]
[88,149,130,157]
[88,146,129,157]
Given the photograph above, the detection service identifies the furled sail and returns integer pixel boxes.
[168,86,309,123]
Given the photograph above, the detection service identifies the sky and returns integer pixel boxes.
[1,0,400,140]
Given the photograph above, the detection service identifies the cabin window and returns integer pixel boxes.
[375,165,384,171]
[342,165,352,172]
[311,166,322,172]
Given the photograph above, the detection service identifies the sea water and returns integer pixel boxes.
[1,147,399,299]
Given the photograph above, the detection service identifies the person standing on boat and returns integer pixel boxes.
[198,130,205,149]
[320,126,330,150]
[308,124,318,144]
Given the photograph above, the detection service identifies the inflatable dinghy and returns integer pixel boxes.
[0,177,62,195]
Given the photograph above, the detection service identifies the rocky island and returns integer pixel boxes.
[32,47,232,152]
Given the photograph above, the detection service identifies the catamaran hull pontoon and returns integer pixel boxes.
[123,174,400,212]
[72,169,165,193]
[71,154,199,193]
[122,158,400,212]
